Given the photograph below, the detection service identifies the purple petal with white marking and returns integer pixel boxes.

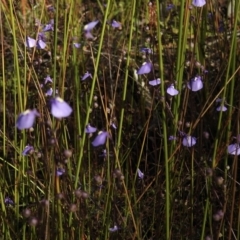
[216,105,227,112]
[26,37,36,48]
[192,0,206,7]
[85,124,97,133]
[50,97,72,119]
[111,20,121,29]
[167,84,179,96]
[81,71,92,81]
[37,39,46,49]
[182,136,196,147]
[22,145,34,156]
[56,168,65,176]
[149,78,161,86]
[92,131,109,147]
[109,225,119,232]
[137,169,144,179]
[16,109,40,130]
[137,62,152,75]
[187,76,203,92]
[228,144,240,155]
[73,43,81,48]
[140,47,152,54]
[84,20,99,31]
[84,31,94,39]
[42,22,54,32]
[44,75,53,84]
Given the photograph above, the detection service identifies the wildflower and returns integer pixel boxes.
[166,4,175,10]
[84,20,99,31]
[50,97,72,118]
[187,76,203,92]
[92,131,109,147]
[149,78,161,86]
[140,47,152,54]
[216,105,227,112]
[81,71,92,81]
[137,62,152,75]
[167,84,179,96]
[169,135,177,141]
[44,75,53,84]
[137,168,144,179]
[182,136,197,147]
[22,145,34,156]
[84,31,95,39]
[16,109,40,130]
[37,39,46,49]
[111,20,122,29]
[42,20,54,32]
[5,197,14,206]
[56,168,65,176]
[85,124,97,133]
[73,43,81,48]
[228,143,240,155]
[192,0,206,7]
[109,225,119,232]
[26,37,36,48]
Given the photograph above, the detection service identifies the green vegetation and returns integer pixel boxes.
[1,0,240,239]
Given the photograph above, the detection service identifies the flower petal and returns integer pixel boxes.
[149,78,161,86]
[50,97,72,118]
[16,109,39,130]
[192,0,206,7]
[92,131,109,147]
[26,37,36,48]
[84,20,99,31]
[85,124,97,133]
[228,144,240,155]
[187,76,203,92]
[137,62,152,75]
[182,136,196,147]
[167,84,179,96]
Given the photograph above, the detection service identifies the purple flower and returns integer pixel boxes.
[84,31,95,39]
[182,136,196,147]
[22,145,34,156]
[109,225,119,232]
[85,124,97,133]
[137,168,144,179]
[169,135,177,141]
[16,109,40,130]
[84,20,99,31]
[167,84,179,96]
[56,168,65,176]
[81,71,92,81]
[216,105,227,112]
[187,76,203,92]
[92,131,109,147]
[37,39,46,49]
[192,0,206,7]
[228,144,240,155]
[5,197,14,206]
[50,97,72,119]
[111,20,121,29]
[42,20,54,32]
[140,47,152,54]
[166,4,175,10]
[137,62,152,75]
[149,78,161,86]
[26,37,36,48]
[73,43,81,48]
[44,75,53,84]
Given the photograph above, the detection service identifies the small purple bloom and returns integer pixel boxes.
[92,131,109,147]
[111,123,117,129]
[73,43,81,48]
[166,4,175,10]
[187,76,203,92]
[192,0,206,7]
[42,20,54,32]
[137,62,152,75]
[182,136,196,147]
[149,78,161,86]
[167,84,179,96]
[140,47,152,54]
[50,97,72,119]
[84,31,95,39]
[38,32,47,41]
[44,75,53,84]
[56,168,65,176]
[22,145,34,156]
[37,39,46,49]
[85,124,97,133]
[16,109,40,130]
[45,88,59,96]
[5,197,14,206]
[228,144,240,155]
[81,71,92,81]
[84,20,99,31]
[26,37,36,48]
[109,225,119,232]
[216,105,227,112]
[111,20,121,29]
[169,135,177,141]
[137,168,144,179]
